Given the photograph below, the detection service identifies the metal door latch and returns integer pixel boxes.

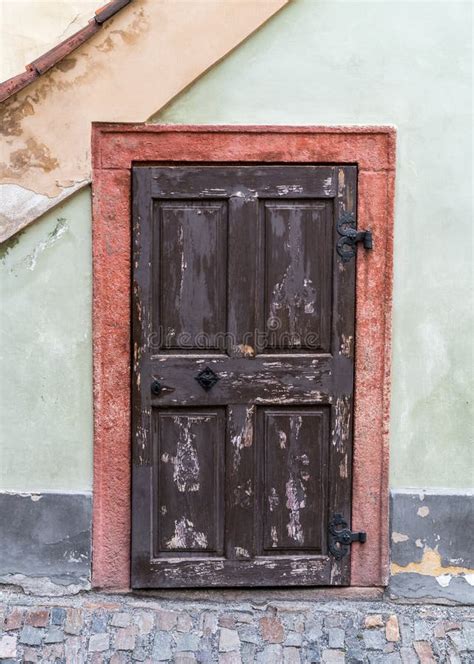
[336,211,373,262]
[328,513,367,559]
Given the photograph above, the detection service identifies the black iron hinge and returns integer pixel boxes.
[328,513,367,559]
[336,211,373,263]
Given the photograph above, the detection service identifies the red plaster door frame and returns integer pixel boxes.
[91,124,395,590]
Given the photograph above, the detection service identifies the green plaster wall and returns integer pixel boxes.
[151,0,473,488]
[1,0,472,492]
[0,188,92,492]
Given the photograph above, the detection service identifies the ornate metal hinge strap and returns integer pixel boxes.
[336,211,373,262]
[328,513,367,559]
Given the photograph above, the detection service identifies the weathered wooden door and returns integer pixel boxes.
[132,165,358,588]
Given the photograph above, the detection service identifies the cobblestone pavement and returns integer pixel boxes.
[0,590,472,663]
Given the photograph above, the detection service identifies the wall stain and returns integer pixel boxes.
[391,546,474,583]
[0,230,24,262]
[4,138,59,177]
[0,98,35,137]
[56,58,77,72]
[11,218,68,272]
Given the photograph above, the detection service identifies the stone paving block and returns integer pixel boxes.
[65,635,83,663]
[324,615,344,628]
[65,607,84,635]
[321,649,345,663]
[260,615,285,643]
[257,643,283,664]
[414,620,432,641]
[114,625,137,650]
[400,646,418,664]
[156,609,178,631]
[196,646,214,663]
[219,651,242,664]
[241,642,257,662]
[233,611,254,624]
[50,607,66,626]
[24,608,49,628]
[219,627,240,652]
[446,645,462,664]
[413,640,436,663]
[284,630,303,647]
[19,626,43,646]
[88,632,110,652]
[219,614,237,629]
[132,645,148,661]
[305,646,321,663]
[152,631,173,660]
[111,611,132,628]
[111,654,129,664]
[345,634,365,663]
[177,632,201,652]
[4,608,24,631]
[43,643,64,660]
[44,626,65,643]
[448,630,468,652]
[284,645,301,663]
[368,654,402,664]
[134,610,154,635]
[22,647,39,662]
[328,627,345,648]
[200,611,218,636]
[305,617,323,641]
[365,615,384,629]
[0,635,17,659]
[363,629,385,650]
[91,610,108,633]
[386,615,401,642]
[240,625,260,644]
[178,612,194,632]
[462,621,474,650]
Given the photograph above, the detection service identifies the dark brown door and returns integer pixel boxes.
[132,165,357,588]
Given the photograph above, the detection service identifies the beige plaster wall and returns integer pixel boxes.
[0,0,288,242]
[1,1,97,82]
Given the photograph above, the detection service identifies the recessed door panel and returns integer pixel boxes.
[260,407,329,554]
[154,409,224,557]
[154,200,227,352]
[263,201,332,352]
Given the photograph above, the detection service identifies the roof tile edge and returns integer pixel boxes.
[0,0,132,103]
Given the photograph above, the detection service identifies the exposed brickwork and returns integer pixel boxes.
[1,592,472,663]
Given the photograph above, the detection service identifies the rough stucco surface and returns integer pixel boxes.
[0,492,91,594]
[0,0,287,242]
[389,491,474,604]
[0,0,470,493]
[151,0,473,489]
[0,187,92,492]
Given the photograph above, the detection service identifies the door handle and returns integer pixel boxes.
[151,379,162,396]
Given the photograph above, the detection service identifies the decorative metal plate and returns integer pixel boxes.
[195,366,220,391]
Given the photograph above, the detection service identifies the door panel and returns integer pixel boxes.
[260,407,329,554]
[263,201,332,352]
[155,200,228,352]
[132,165,357,588]
[154,409,224,557]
